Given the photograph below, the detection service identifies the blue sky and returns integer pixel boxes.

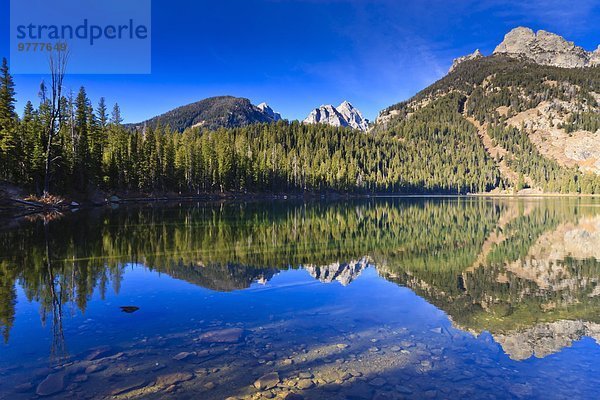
[2,0,600,123]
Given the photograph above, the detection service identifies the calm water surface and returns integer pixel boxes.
[1,198,600,399]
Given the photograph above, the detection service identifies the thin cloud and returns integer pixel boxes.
[485,0,599,36]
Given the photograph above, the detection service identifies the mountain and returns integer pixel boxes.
[304,101,369,131]
[304,104,346,127]
[130,96,282,132]
[337,101,370,131]
[449,49,483,72]
[493,27,600,68]
[375,26,600,193]
[256,102,282,122]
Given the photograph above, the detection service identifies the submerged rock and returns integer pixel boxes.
[152,363,167,371]
[14,382,34,393]
[156,372,194,388]
[120,306,140,313]
[173,351,196,361]
[36,372,65,396]
[199,328,244,343]
[84,364,106,374]
[509,383,533,398]
[254,372,280,390]
[85,345,113,361]
[296,379,314,390]
[111,379,149,396]
[395,385,413,394]
[369,377,387,387]
[345,382,373,399]
[73,374,88,383]
[64,362,89,376]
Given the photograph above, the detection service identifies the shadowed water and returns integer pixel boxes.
[1,198,600,399]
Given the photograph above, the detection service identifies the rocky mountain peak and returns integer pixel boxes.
[303,101,369,131]
[592,45,600,65]
[304,104,346,128]
[256,102,282,122]
[337,100,354,110]
[336,101,369,131]
[493,26,599,68]
[449,49,483,72]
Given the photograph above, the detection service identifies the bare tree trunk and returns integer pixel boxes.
[43,49,68,197]
[44,219,67,362]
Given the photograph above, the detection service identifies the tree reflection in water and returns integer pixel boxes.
[1,198,600,361]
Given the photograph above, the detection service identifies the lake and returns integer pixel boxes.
[1,198,600,399]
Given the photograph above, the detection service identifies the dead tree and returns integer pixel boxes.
[43,49,69,197]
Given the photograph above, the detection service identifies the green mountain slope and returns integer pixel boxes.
[375,54,600,193]
[128,96,276,132]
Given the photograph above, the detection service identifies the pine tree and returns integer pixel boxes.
[0,58,17,180]
[74,87,91,188]
[97,97,108,129]
[111,103,123,125]
[18,101,37,184]
[88,98,103,184]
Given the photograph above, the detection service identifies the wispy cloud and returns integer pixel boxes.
[292,1,456,118]
[482,0,600,37]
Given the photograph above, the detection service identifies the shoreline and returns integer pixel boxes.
[2,190,598,227]
[2,190,598,208]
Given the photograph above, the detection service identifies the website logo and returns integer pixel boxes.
[10,0,151,74]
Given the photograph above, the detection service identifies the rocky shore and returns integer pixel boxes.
[2,309,594,400]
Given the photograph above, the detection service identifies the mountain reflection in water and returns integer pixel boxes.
[1,198,600,399]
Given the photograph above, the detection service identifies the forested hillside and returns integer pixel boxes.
[127,96,276,132]
[2,52,600,197]
[378,55,600,193]
[0,56,499,196]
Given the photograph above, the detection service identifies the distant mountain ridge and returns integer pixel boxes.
[132,96,374,133]
[129,96,282,132]
[304,101,369,131]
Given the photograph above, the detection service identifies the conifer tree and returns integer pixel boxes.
[97,97,108,129]
[111,103,123,125]
[0,58,17,179]
[74,87,91,188]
